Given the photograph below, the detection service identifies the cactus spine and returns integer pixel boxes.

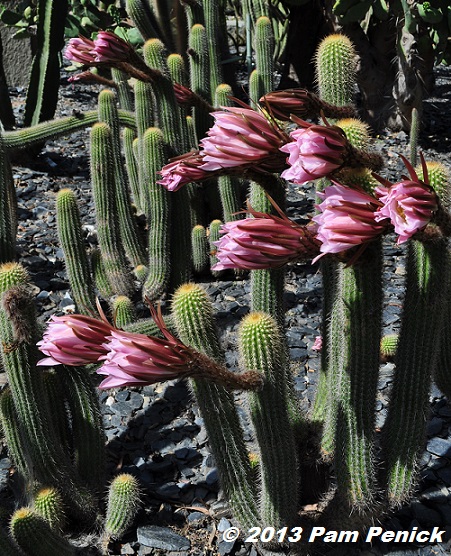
[0,132,15,263]
[192,225,209,274]
[208,219,223,277]
[90,122,135,297]
[10,508,75,556]
[239,312,298,528]
[171,283,259,527]
[33,487,65,532]
[112,296,137,328]
[56,188,96,315]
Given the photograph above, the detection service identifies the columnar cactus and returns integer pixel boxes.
[192,225,209,274]
[33,487,66,532]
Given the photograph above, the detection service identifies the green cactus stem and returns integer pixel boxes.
[0,263,96,520]
[188,24,212,142]
[3,110,136,151]
[239,312,298,529]
[0,526,22,556]
[98,90,147,269]
[123,313,176,337]
[90,248,114,300]
[141,127,171,302]
[208,219,223,277]
[315,34,357,107]
[63,365,106,496]
[56,188,96,315]
[102,474,141,547]
[192,225,209,274]
[10,508,75,556]
[33,487,65,532]
[111,68,134,112]
[203,0,224,99]
[122,127,141,214]
[0,131,15,263]
[41,369,73,458]
[380,334,398,363]
[171,283,259,528]
[90,122,135,297]
[125,0,162,42]
[254,16,274,97]
[112,295,136,328]
[409,107,420,167]
[383,239,449,505]
[23,0,68,128]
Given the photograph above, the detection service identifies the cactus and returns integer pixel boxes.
[90,248,114,300]
[171,283,259,528]
[10,508,75,556]
[239,312,298,528]
[254,17,274,97]
[380,334,398,362]
[202,0,224,95]
[0,131,16,263]
[23,0,68,128]
[102,474,141,546]
[98,89,147,269]
[3,110,136,151]
[90,122,135,297]
[192,225,209,274]
[315,34,357,107]
[112,296,137,328]
[383,239,450,505]
[409,107,420,168]
[0,263,96,520]
[141,127,171,301]
[56,188,97,315]
[33,487,65,532]
[125,0,162,42]
[208,219,223,277]
[0,526,22,556]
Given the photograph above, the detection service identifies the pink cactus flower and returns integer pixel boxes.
[312,183,387,262]
[280,121,347,184]
[158,151,211,191]
[312,335,323,351]
[97,307,193,389]
[212,201,321,270]
[93,31,132,63]
[37,313,113,366]
[374,156,438,244]
[64,36,97,65]
[199,105,287,172]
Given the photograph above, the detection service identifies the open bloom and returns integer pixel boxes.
[374,156,438,244]
[37,314,113,366]
[93,31,133,63]
[158,151,211,191]
[280,121,347,184]
[313,183,387,262]
[64,36,97,64]
[213,202,320,270]
[199,105,287,172]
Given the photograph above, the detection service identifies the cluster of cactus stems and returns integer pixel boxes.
[0,2,450,553]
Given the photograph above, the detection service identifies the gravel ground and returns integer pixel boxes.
[0,66,451,556]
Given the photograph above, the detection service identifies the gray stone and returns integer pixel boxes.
[0,17,33,87]
[219,539,236,556]
[427,437,451,458]
[137,525,190,551]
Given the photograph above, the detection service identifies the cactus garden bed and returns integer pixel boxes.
[0,65,450,556]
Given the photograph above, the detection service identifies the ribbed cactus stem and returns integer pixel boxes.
[203,0,224,95]
[239,312,298,529]
[33,487,65,532]
[102,474,141,547]
[380,334,398,363]
[0,263,96,520]
[90,248,114,299]
[123,313,176,337]
[208,219,223,277]
[192,225,209,274]
[90,122,135,297]
[112,295,136,328]
[0,132,15,263]
[0,388,31,482]
[410,107,420,167]
[125,0,161,41]
[3,110,136,151]
[10,508,75,556]
[133,264,148,282]
[98,89,146,269]
[134,79,154,216]
[254,16,274,95]
[122,127,141,213]
[56,188,96,314]
[142,127,171,301]
[63,365,106,496]
[383,239,449,505]
[336,118,370,151]
[111,68,134,112]
[330,243,383,509]
[188,24,213,141]
[171,283,259,528]
[315,34,357,106]
[41,369,72,456]
[167,53,189,88]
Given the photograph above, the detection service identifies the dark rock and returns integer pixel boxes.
[137,525,190,551]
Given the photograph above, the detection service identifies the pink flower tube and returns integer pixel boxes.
[199,105,287,172]
[64,36,97,65]
[280,122,347,184]
[213,204,320,270]
[37,314,113,366]
[374,157,438,244]
[158,151,211,191]
[313,183,387,262]
[93,31,132,63]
